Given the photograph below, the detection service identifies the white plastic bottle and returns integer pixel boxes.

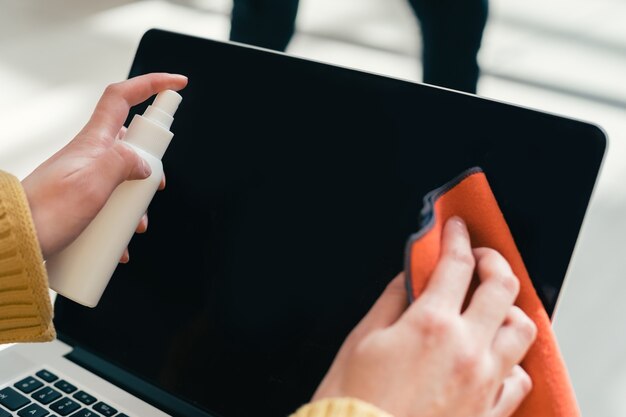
[46,90,183,307]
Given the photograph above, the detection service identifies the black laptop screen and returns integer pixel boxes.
[54,30,605,417]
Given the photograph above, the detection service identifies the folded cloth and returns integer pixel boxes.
[404,167,579,417]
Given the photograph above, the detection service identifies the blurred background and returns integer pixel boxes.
[0,0,625,415]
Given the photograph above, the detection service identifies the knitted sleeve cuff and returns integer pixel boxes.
[0,171,55,344]
[290,398,394,417]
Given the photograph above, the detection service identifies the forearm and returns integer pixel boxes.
[0,171,54,344]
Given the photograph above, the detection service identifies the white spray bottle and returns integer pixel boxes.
[46,90,183,307]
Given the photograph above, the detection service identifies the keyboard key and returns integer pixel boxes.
[0,405,11,417]
[17,403,49,417]
[72,392,96,406]
[0,387,30,411]
[49,398,81,416]
[36,370,58,383]
[117,414,129,417]
[53,381,77,394]
[14,377,44,394]
[32,387,62,405]
[92,402,116,416]
[70,409,100,417]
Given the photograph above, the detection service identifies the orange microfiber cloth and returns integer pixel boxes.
[405,167,580,417]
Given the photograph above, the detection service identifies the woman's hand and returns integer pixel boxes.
[313,217,537,417]
[21,73,187,259]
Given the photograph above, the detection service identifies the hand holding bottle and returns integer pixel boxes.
[22,73,187,259]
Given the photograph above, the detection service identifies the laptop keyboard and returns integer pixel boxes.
[0,369,131,417]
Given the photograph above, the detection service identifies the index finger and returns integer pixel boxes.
[83,73,188,141]
[414,216,476,312]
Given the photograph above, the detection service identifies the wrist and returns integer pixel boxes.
[21,174,55,259]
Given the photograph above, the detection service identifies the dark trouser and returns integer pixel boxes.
[230,0,301,52]
[229,0,488,94]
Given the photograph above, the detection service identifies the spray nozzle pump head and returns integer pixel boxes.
[142,90,183,129]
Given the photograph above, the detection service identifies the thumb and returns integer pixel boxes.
[99,141,152,189]
[352,273,408,337]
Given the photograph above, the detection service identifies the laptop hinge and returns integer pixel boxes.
[65,346,220,417]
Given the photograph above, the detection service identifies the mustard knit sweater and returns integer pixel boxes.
[0,171,392,417]
[0,171,54,343]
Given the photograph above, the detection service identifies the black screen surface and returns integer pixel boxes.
[54,29,606,417]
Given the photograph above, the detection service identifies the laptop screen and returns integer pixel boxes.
[54,30,605,417]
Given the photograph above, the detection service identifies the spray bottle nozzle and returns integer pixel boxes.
[143,90,183,129]
[152,90,183,116]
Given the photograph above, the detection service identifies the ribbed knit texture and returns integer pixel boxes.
[290,398,394,417]
[0,171,55,344]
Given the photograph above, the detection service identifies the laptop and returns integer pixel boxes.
[0,29,606,417]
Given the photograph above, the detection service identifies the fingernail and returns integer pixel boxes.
[143,160,152,177]
[450,216,467,232]
[450,216,464,227]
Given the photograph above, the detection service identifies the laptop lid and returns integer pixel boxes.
[54,29,606,417]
